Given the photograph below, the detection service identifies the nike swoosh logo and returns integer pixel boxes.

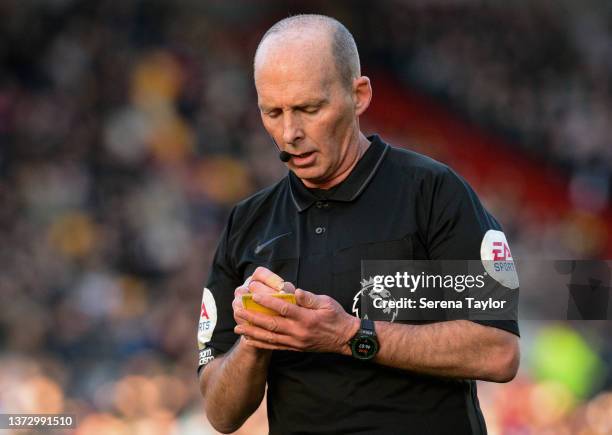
[255,232,292,255]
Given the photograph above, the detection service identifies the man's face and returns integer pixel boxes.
[255,38,357,186]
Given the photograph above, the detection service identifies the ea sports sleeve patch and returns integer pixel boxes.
[197,287,218,367]
[480,230,519,290]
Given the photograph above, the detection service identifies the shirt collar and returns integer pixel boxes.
[288,134,389,212]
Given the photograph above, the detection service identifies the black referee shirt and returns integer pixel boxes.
[198,134,519,435]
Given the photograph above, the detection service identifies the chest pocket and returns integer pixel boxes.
[243,231,298,284]
[332,235,414,312]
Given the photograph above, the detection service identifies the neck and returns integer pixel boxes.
[302,132,370,190]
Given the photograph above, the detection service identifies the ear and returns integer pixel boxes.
[353,76,372,116]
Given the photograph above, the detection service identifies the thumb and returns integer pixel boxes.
[280,281,296,294]
[295,288,319,309]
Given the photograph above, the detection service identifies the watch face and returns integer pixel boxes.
[351,336,379,360]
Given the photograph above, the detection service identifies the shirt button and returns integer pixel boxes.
[315,226,326,235]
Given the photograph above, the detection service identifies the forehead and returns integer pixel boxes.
[254,35,339,106]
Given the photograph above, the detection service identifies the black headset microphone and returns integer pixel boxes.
[270,136,292,162]
[278,150,292,162]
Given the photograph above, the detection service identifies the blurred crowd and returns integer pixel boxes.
[0,0,611,434]
[379,0,612,212]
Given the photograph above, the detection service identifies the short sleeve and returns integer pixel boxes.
[423,167,520,336]
[197,207,243,373]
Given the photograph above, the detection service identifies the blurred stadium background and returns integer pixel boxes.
[1,0,611,434]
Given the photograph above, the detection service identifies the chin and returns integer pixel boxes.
[292,167,325,184]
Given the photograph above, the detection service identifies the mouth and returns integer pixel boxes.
[290,151,316,167]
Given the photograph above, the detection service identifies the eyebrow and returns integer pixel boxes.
[294,99,327,109]
[259,98,328,112]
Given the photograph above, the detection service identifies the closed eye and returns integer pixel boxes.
[298,105,321,115]
[264,109,281,118]
[302,106,319,114]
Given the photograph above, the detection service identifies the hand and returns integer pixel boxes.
[234,288,360,355]
[232,267,295,326]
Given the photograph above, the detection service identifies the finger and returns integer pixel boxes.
[233,296,246,313]
[234,285,249,298]
[295,288,321,309]
[235,323,295,347]
[252,293,301,319]
[243,337,297,352]
[281,281,296,294]
[248,280,280,294]
[233,286,249,310]
[235,307,291,332]
[242,337,298,352]
[252,266,285,291]
[233,299,248,326]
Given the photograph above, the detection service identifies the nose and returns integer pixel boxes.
[282,112,304,145]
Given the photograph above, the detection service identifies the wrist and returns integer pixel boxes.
[237,336,273,361]
[340,316,361,356]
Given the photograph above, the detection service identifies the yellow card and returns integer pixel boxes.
[242,293,296,316]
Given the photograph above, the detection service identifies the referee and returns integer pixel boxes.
[197,14,519,435]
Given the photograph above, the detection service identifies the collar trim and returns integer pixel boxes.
[288,135,388,212]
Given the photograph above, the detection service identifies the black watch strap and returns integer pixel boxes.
[360,318,376,336]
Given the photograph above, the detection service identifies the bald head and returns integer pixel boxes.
[254,14,361,89]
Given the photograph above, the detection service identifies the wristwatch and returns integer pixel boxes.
[348,318,379,360]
